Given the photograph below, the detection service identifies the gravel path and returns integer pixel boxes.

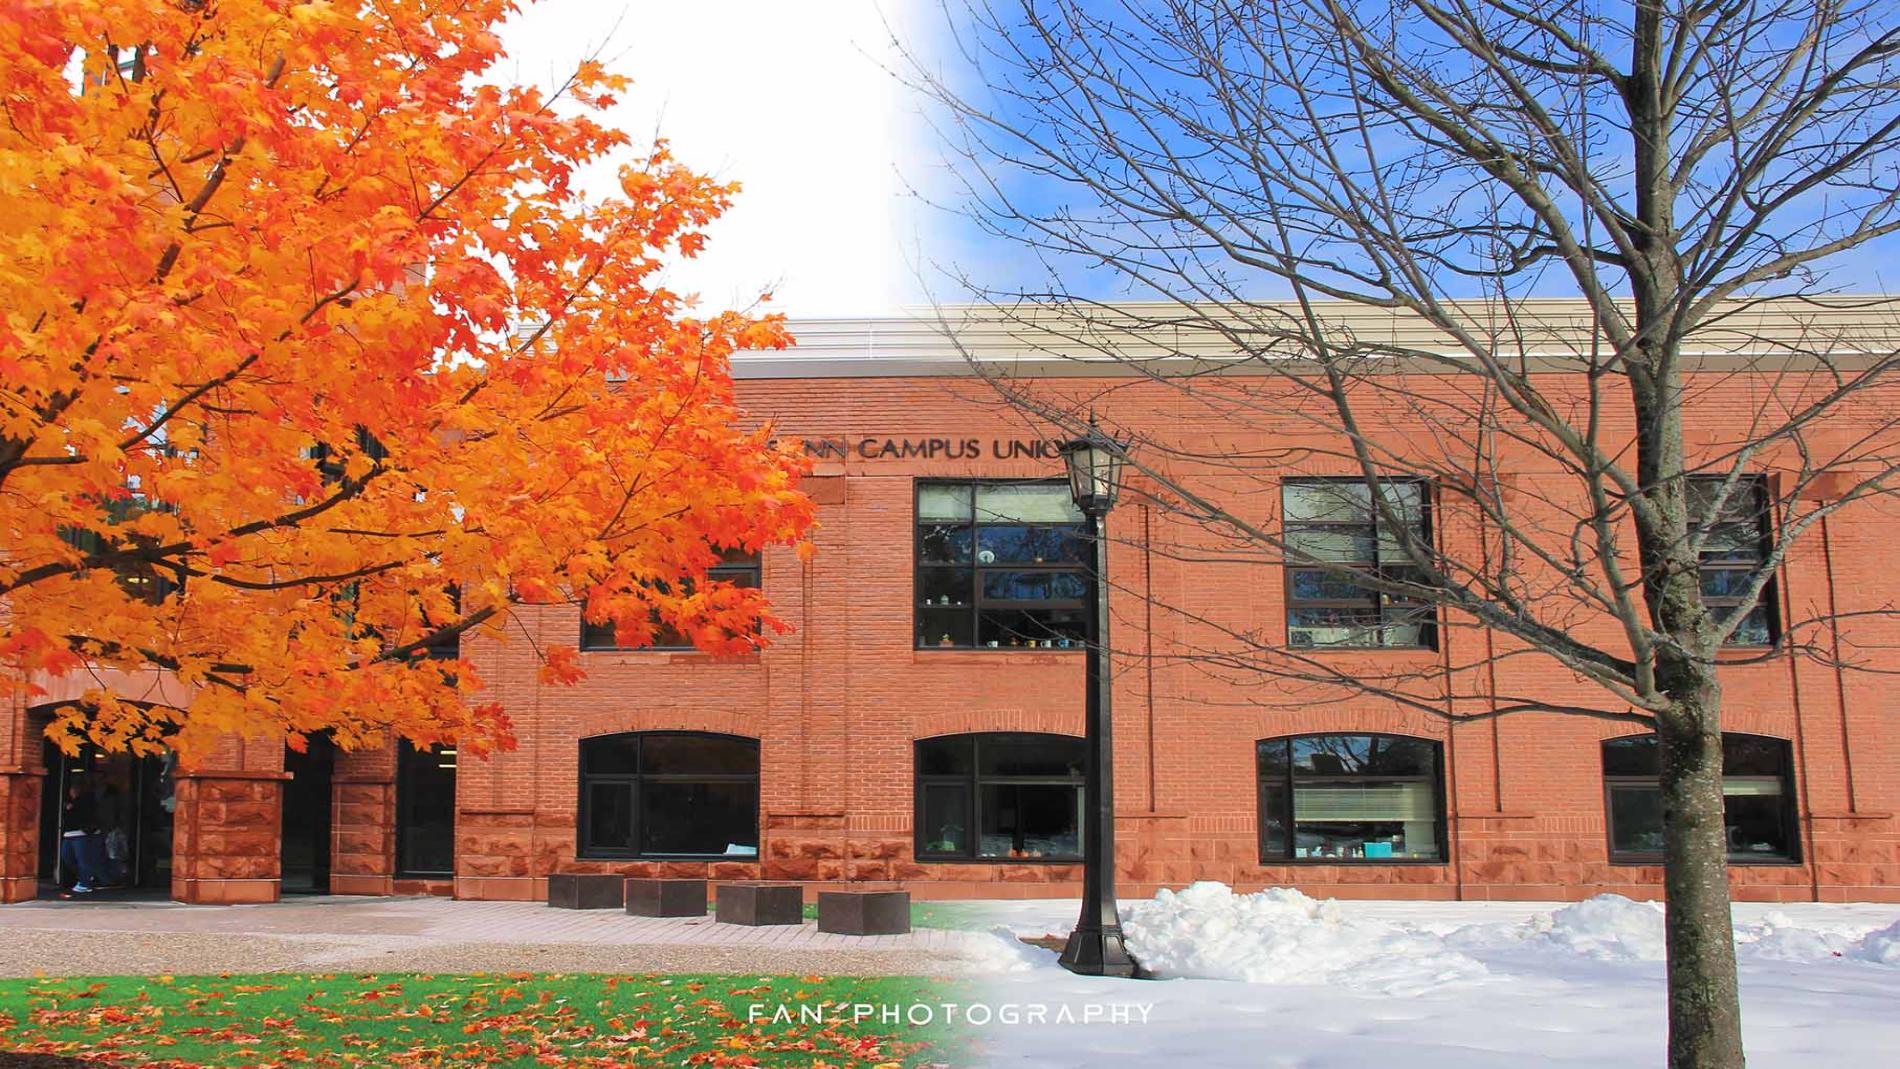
[0,930,963,978]
[0,896,983,979]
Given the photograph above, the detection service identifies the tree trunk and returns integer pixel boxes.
[1657,704,1746,1069]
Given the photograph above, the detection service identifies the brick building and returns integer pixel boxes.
[3,301,1897,905]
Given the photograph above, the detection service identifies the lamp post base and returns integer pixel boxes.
[1058,923,1140,977]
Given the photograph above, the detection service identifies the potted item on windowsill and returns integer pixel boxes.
[937,634,955,647]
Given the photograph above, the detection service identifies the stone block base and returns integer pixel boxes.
[329,874,393,897]
[626,878,708,917]
[716,882,803,926]
[817,890,911,935]
[547,872,625,909]
[172,877,278,904]
[0,771,44,902]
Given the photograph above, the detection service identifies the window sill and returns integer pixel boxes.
[1265,857,1448,866]
[1284,645,1440,656]
[912,647,1084,656]
[910,650,1082,667]
[1606,856,1801,868]
[580,649,762,666]
[916,855,1084,865]
[576,854,763,863]
[1713,646,1779,662]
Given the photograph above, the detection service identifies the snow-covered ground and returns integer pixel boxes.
[946,885,1900,1068]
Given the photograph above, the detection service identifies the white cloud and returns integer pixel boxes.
[498,0,916,316]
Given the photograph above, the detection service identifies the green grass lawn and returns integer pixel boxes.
[0,972,969,1068]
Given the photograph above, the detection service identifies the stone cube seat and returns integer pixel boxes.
[546,873,624,910]
[714,881,803,926]
[625,877,708,917]
[816,889,911,935]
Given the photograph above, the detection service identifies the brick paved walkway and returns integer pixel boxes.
[0,895,987,978]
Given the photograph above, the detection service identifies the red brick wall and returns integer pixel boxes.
[0,691,43,901]
[441,372,1899,903]
[331,742,396,896]
[2,369,1896,904]
[170,774,283,904]
[168,732,289,904]
[0,772,40,903]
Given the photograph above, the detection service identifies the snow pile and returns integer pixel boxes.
[950,926,1057,974]
[1443,896,1900,966]
[1520,895,1668,961]
[1120,881,1486,995]
[1846,920,1900,965]
[1737,911,1852,962]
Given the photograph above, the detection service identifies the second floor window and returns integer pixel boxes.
[580,549,761,651]
[1283,479,1434,649]
[916,481,1088,649]
[1688,476,1777,647]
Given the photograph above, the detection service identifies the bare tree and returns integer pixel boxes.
[901,2,1900,1066]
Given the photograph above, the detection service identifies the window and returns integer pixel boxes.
[1602,733,1797,863]
[580,550,761,651]
[396,741,456,877]
[1689,477,1777,647]
[1257,734,1444,862]
[915,733,1084,860]
[60,493,184,603]
[1283,480,1433,648]
[577,732,759,859]
[916,482,1088,649]
[417,585,461,661]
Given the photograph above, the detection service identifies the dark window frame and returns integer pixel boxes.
[914,479,1089,651]
[1688,475,1780,648]
[1600,732,1800,865]
[1281,478,1437,650]
[579,550,762,652]
[913,732,1086,862]
[576,731,761,861]
[1256,733,1448,864]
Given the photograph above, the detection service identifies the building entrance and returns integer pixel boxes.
[36,740,177,894]
[280,735,335,894]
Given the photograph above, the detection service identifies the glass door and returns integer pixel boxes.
[280,735,335,894]
[396,742,457,877]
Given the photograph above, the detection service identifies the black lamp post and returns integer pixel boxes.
[1055,421,1139,978]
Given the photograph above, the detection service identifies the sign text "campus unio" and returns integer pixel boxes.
[799,437,1063,461]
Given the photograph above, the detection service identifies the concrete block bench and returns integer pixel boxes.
[546,873,625,910]
[714,881,803,926]
[625,877,708,917]
[816,889,911,935]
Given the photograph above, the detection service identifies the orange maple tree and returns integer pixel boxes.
[0,0,814,759]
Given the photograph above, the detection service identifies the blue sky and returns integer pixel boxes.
[500,2,1900,316]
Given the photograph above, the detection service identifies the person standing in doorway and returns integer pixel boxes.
[59,782,105,894]
[98,782,130,888]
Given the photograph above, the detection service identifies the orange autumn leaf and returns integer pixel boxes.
[0,0,815,759]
